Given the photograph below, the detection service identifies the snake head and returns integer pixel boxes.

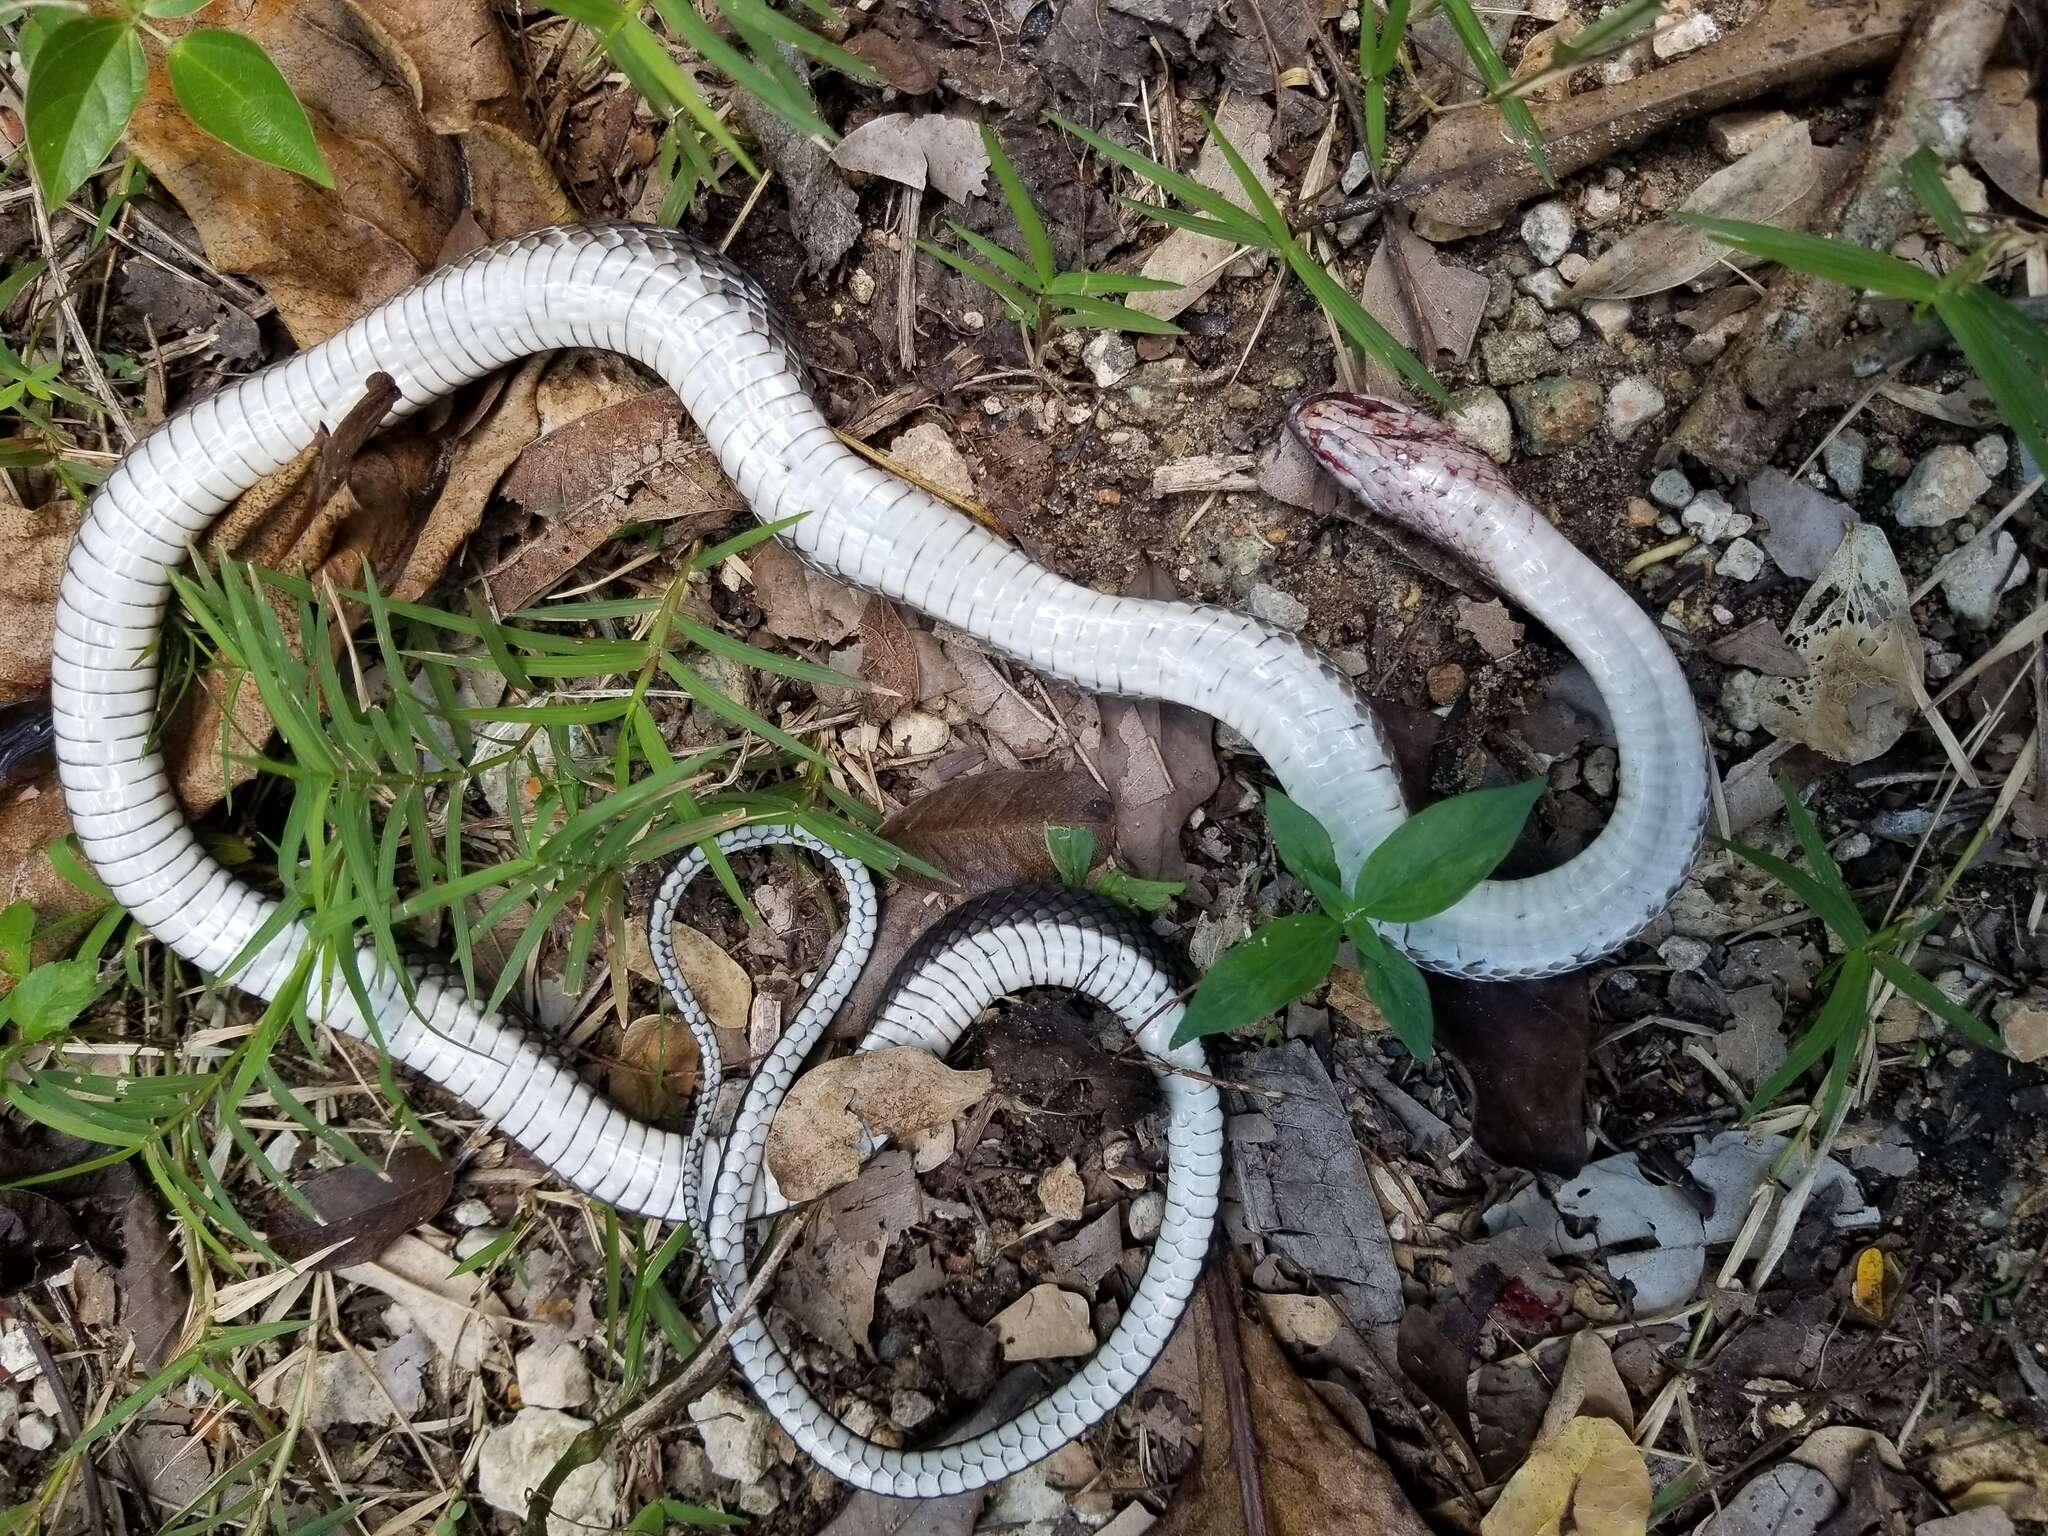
[1289,392,1516,520]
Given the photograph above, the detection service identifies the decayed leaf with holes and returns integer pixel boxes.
[1482,1416,1652,1536]
[1756,525,1923,764]
[267,1144,455,1272]
[765,1047,993,1202]
[609,1014,703,1126]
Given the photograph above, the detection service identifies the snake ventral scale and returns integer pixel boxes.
[52,225,1707,1498]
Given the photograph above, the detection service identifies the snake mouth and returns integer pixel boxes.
[1290,391,1454,463]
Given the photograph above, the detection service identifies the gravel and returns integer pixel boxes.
[1585,299,1632,341]
[1449,386,1516,464]
[1650,468,1696,509]
[1890,444,1989,526]
[1715,537,1767,582]
[1823,429,1867,497]
[1482,331,1566,386]
[1248,582,1310,630]
[1939,530,2029,624]
[1509,375,1603,454]
[1605,376,1667,440]
[1682,489,1738,541]
[1521,199,1575,266]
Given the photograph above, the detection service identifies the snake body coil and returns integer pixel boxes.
[52,225,1705,1497]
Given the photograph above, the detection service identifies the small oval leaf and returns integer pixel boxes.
[165,29,333,188]
[1172,914,1339,1046]
[1264,788,1345,914]
[25,17,147,209]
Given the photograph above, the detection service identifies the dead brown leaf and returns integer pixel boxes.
[1100,563,1222,878]
[764,1047,992,1202]
[1160,1283,1434,1536]
[884,767,1112,893]
[0,499,81,703]
[608,1014,703,1126]
[0,1190,81,1293]
[775,1150,924,1357]
[750,538,869,644]
[1433,971,1592,1176]
[1972,67,2047,217]
[267,1144,456,1271]
[859,597,920,723]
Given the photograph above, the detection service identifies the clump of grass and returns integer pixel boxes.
[918,127,1186,370]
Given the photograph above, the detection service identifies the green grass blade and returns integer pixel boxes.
[981,126,1057,285]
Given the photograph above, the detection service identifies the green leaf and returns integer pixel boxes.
[917,239,1040,324]
[25,16,147,209]
[1434,0,1550,182]
[165,30,333,187]
[6,955,113,1042]
[1263,788,1345,915]
[1769,772,1868,942]
[1352,780,1543,923]
[1715,837,1870,946]
[1049,113,1272,247]
[1046,825,1094,886]
[1901,146,1973,247]
[1743,951,1869,1117]
[1171,914,1339,1046]
[0,901,32,980]
[1935,286,2048,487]
[1346,917,1433,1058]
[627,1499,747,1532]
[649,0,837,142]
[944,222,1042,292]
[144,0,220,16]
[1677,214,1940,302]
[1044,270,1183,297]
[1548,0,1659,67]
[982,126,1056,286]
[1093,866,1183,913]
[1048,294,1184,335]
[1869,951,2005,1055]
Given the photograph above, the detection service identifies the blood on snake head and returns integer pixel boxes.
[1289,392,1518,528]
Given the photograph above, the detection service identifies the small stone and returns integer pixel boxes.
[1650,468,1695,509]
[886,708,949,756]
[1716,537,1766,582]
[480,1409,620,1536]
[1942,166,1990,217]
[1557,253,1591,285]
[1939,530,2029,624]
[1449,386,1515,464]
[1037,1158,1085,1223]
[1510,375,1602,454]
[992,1284,1096,1362]
[15,1414,54,1452]
[1256,1292,1342,1349]
[1605,376,1666,440]
[1850,1124,1920,1180]
[1627,497,1659,527]
[1660,935,1711,972]
[688,1382,778,1483]
[1972,434,2009,479]
[1521,199,1575,265]
[451,1199,494,1228]
[1707,109,1798,159]
[1682,489,1736,542]
[1654,9,1720,57]
[1127,1190,1165,1242]
[1918,1510,2015,1536]
[1599,39,1650,83]
[1584,745,1617,798]
[889,420,979,502]
[1507,294,1548,331]
[1427,662,1467,704]
[848,267,877,305]
[1084,331,1137,389]
[517,1340,593,1411]
[1582,186,1623,227]
[1585,299,1632,340]
[1890,443,1989,526]
[1248,582,1309,630]
[1546,312,1583,347]
[891,1389,937,1430]
[1518,268,1572,310]
[1823,429,1867,497]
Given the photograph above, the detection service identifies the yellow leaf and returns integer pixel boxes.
[1850,1245,1901,1321]
[1482,1416,1651,1536]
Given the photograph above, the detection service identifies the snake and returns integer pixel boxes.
[51,225,1706,1496]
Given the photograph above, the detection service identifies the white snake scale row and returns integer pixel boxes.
[51,225,1707,1497]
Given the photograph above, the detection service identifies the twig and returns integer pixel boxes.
[23,1299,115,1536]
[521,1210,813,1536]
[28,175,135,451]
[1205,1258,1271,1536]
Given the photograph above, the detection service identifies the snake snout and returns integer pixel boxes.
[1290,390,1514,506]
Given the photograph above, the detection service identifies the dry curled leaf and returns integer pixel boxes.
[832,113,990,200]
[608,1014,703,1126]
[858,597,920,723]
[882,768,1113,892]
[1160,1285,1432,1536]
[1568,120,1817,300]
[765,1047,993,1202]
[1482,1416,1652,1536]
[267,1144,455,1272]
[656,922,754,1051]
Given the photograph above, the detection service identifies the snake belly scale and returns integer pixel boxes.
[52,225,1705,1495]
